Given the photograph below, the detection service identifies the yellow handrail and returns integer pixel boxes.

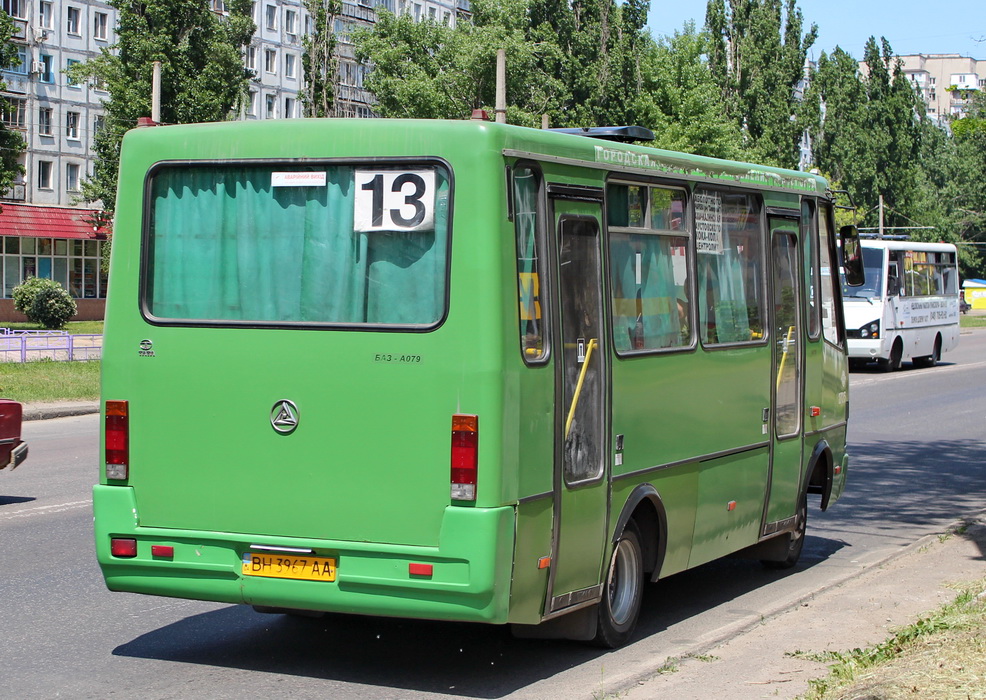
[776,325,795,390]
[565,338,598,439]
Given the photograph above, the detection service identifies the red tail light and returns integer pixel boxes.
[451,414,478,502]
[105,400,129,480]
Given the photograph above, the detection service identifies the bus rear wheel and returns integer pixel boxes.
[763,492,807,570]
[593,521,644,648]
[913,335,941,368]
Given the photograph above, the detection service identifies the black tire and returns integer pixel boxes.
[913,336,941,368]
[879,340,903,372]
[593,522,644,648]
[763,492,807,570]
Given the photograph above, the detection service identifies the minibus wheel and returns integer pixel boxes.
[593,521,644,648]
[880,340,903,372]
[763,492,807,570]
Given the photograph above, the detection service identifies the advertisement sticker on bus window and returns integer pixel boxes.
[271,171,327,187]
[695,191,724,255]
[354,169,436,233]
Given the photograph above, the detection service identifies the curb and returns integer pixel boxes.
[23,402,100,421]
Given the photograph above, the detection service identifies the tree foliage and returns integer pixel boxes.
[301,0,340,117]
[68,0,256,214]
[705,0,816,167]
[0,11,26,198]
[354,0,745,158]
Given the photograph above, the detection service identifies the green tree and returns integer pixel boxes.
[68,0,256,215]
[0,11,26,198]
[636,22,745,159]
[301,0,340,117]
[705,0,817,167]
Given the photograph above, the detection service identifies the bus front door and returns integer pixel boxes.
[546,202,610,616]
[765,220,806,530]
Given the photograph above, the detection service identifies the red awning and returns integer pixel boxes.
[0,203,107,240]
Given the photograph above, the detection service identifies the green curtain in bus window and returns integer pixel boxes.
[696,193,762,344]
[610,233,682,352]
[148,166,448,325]
[513,167,545,359]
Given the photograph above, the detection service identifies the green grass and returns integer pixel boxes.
[0,359,100,402]
[2,320,104,334]
[959,314,986,329]
[798,576,986,699]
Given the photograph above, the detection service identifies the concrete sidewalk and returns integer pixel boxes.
[22,400,99,421]
[617,514,986,699]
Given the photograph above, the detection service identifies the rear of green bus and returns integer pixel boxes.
[94,119,518,624]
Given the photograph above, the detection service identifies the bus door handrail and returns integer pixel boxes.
[565,338,598,439]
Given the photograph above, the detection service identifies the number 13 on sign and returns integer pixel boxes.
[354,169,436,232]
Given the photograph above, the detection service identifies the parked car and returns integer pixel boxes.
[0,400,28,471]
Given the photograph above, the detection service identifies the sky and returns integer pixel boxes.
[646,0,986,61]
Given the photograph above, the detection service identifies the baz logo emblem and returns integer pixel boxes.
[270,400,299,435]
[138,339,155,357]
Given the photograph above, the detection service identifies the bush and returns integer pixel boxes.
[12,278,77,329]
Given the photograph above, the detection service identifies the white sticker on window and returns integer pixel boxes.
[271,171,327,187]
[695,191,724,255]
[354,169,435,232]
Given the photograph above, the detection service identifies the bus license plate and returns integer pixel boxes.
[241,553,337,582]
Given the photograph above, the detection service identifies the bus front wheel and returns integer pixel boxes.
[593,521,644,648]
[880,340,903,372]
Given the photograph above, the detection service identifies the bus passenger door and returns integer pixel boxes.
[765,220,805,529]
[546,196,610,616]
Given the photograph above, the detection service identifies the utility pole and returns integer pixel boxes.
[495,49,506,124]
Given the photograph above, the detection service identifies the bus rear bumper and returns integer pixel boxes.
[93,485,516,624]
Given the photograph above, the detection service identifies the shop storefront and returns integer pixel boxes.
[0,203,107,322]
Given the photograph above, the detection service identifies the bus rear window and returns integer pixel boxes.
[144,164,450,327]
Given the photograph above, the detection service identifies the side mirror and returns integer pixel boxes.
[840,225,865,287]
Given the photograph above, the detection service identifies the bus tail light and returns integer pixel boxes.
[111,538,137,558]
[105,400,129,480]
[450,414,478,502]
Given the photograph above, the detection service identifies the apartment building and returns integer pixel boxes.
[897,53,985,121]
[0,0,470,320]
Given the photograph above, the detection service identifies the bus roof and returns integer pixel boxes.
[122,118,829,198]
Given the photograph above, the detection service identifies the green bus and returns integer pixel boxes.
[95,117,861,648]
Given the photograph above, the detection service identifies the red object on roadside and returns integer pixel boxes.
[0,399,27,471]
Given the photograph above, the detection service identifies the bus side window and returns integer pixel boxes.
[513,165,548,362]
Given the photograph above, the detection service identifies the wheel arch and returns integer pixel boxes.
[612,483,668,583]
[805,439,835,511]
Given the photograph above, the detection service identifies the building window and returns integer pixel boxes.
[2,46,27,74]
[39,54,53,83]
[248,90,257,116]
[66,111,80,139]
[246,45,256,70]
[67,6,81,34]
[265,4,276,29]
[1,98,26,129]
[37,160,52,189]
[93,114,104,133]
[94,11,107,40]
[39,106,52,135]
[265,93,276,119]
[39,1,53,28]
[66,163,80,192]
[265,48,276,74]
[65,58,81,87]
[2,0,26,20]
[284,96,295,118]
[284,52,296,79]
[285,9,297,34]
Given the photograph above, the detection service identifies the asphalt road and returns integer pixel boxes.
[2,329,984,699]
